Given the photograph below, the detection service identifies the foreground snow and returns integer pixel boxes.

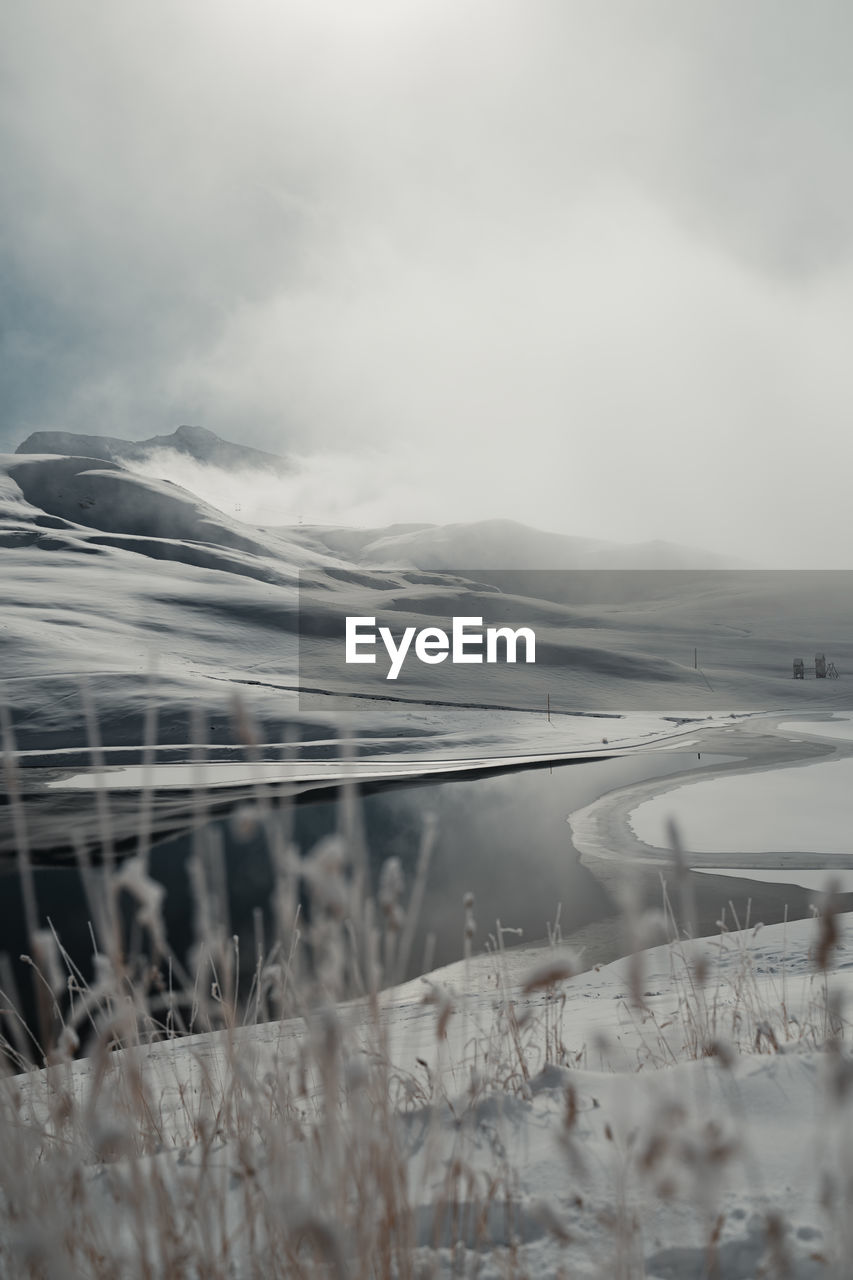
[5,911,852,1277]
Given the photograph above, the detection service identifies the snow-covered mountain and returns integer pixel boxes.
[3,431,852,773]
[305,518,741,572]
[12,426,738,572]
[15,423,292,475]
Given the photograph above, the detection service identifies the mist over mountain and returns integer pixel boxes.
[15,424,291,475]
[307,519,743,572]
[12,426,739,572]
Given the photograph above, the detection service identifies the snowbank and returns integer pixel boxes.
[5,912,852,1276]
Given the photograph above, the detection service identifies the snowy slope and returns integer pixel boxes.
[3,440,853,773]
[6,912,851,1277]
[0,452,716,762]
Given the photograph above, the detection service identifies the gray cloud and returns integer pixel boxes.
[3,1,853,565]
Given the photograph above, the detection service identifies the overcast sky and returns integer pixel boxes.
[3,2,853,564]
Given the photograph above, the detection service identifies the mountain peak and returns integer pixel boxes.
[15,425,291,474]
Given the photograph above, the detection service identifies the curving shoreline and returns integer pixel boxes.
[568,713,853,887]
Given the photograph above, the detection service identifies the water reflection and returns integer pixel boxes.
[0,750,723,1052]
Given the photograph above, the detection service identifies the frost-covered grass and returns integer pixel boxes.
[2,710,853,1277]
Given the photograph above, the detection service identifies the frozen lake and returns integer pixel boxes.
[2,750,710,1045]
[630,756,853,857]
[777,712,853,742]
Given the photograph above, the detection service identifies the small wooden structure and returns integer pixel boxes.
[792,653,840,678]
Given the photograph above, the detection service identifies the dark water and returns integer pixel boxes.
[0,749,733,1056]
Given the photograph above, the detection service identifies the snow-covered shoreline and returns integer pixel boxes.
[569,712,853,878]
